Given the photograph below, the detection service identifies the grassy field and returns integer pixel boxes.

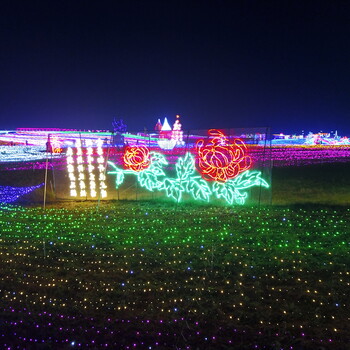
[272,162,350,205]
[0,162,349,349]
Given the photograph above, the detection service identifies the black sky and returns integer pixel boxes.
[1,0,350,134]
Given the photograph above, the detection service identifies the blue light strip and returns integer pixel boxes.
[0,183,44,203]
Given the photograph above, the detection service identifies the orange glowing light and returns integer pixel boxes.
[123,145,150,172]
[195,129,252,182]
[50,136,62,153]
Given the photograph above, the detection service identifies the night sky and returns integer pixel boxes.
[1,1,350,135]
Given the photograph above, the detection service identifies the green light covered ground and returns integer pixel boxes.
[0,201,349,349]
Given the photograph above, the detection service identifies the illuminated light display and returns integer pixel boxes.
[96,139,107,198]
[154,118,162,131]
[0,129,348,169]
[158,117,176,150]
[109,151,268,204]
[196,129,252,182]
[0,203,348,348]
[2,142,349,169]
[65,139,108,199]
[0,145,63,163]
[0,183,43,203]
[66,146,77,197]
[161,117,171,132]
[212,170,269,204]
[86,140,97,197]
[0,129,349,349]
[75,140,86,197]
[157,138,177,150]
[171,114,185,146]
[271,145,350,167]
[0,128,272,202]
[123,145,151,172]
[49,135,63,153]
[0,129,113,149]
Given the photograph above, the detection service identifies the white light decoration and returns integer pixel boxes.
[157,116,178,150]
[86,139,97,198]
[66,147,77,197]
[75,140,86,197]
[0,145,62,163]
[66,138,108,199]
[96,139,107,198]
[172,115,184,146]
[157,139,177,150]
[50,135,63,153]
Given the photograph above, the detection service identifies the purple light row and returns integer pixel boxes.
[1,306,335,349]
[270,146,350,167]
[2,145,350,172]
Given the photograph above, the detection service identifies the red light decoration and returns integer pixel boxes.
[195,129,252,182]
[123,145,151,172]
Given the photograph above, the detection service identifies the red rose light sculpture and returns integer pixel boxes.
[195,129,252,182]
[123,145,150,172]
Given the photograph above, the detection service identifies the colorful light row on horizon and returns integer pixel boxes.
[2,143,349,170]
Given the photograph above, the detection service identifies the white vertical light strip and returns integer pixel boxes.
[76,139,86,197]
[86,139,97,198]
[96,138,107,198]
[66,147,77,197]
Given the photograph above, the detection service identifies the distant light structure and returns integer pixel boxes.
[112,118,127,133]
[171,115,184,146]
[158,115,185,150]
[154,119,162,131]
[158,117,176,150]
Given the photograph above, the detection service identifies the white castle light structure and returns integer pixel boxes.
[157,117,176,150]
[66,139,107,199]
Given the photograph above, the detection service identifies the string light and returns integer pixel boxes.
[109,152,268,204]
[0,203,348,348]
[171,115,184,146]
[65,139,108,199]
[0,145,62,163]
[66,146,77,197]
[96,139,107,198]
[196,129,252,182]
[0,183,43,203]
[123,145,151,172]
[272,145,350,166]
